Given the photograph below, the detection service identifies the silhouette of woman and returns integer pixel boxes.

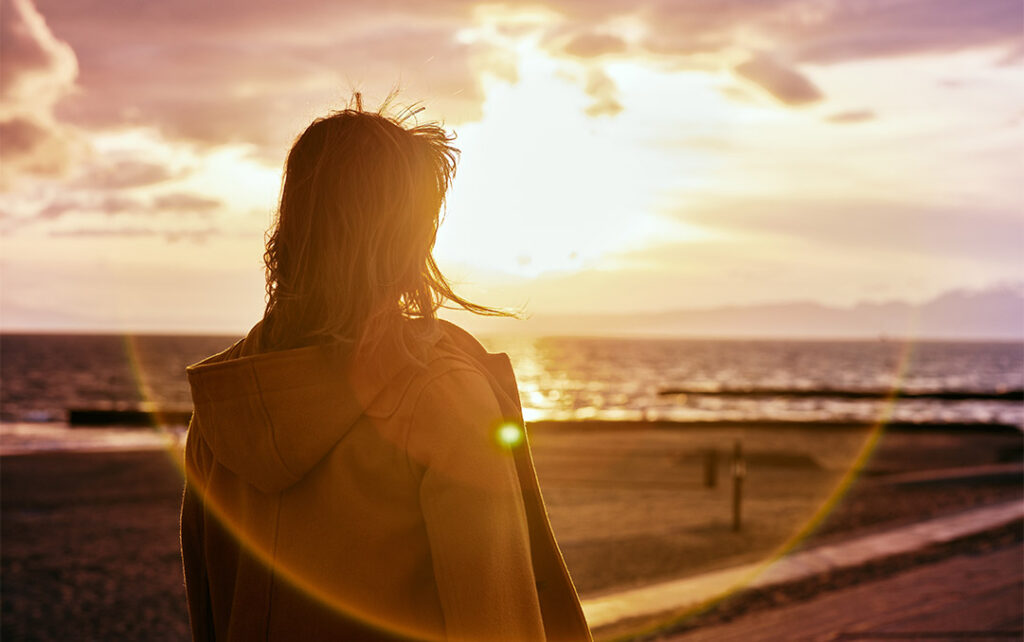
[180,96,592,641]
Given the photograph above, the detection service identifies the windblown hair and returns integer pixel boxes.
[261,97,505,355]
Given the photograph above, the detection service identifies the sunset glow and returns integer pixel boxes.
[3,4,1023,638]
[1,0,1020,333]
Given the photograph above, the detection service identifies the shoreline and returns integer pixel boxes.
[528,419,1023,434]
[3,417,1019,460]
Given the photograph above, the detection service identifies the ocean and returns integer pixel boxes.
[1,333,1021,454]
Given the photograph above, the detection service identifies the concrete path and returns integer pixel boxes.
[582,500,1024,635]
[872,462,1024,486]
[663,540,1022,641]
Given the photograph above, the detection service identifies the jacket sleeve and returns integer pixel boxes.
[410,368,546,642]
[181,419,215,642]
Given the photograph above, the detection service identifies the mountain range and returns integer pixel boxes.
[456,285,1024,340]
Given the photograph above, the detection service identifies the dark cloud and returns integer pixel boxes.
[734,54,822,106]
[550,0,1021,64]
[8,0,1018,174]
[0,0,79,187]
[642,33,730,58]
[0,117,49,155]
[638,0,791,55]
[787,0,1022,64]
[0,0,75,99]
[826,109,876,124]
[33,0,471,36]
[562,33,627,58]
[0,116,75,181]
[32,0,485,161]
[560,0,1020,109]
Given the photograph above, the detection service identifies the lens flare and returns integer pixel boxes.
[636,333,921,637]
[125,335,439,638]
[496,422,525,449]
[123,321,922,640]
[122,334,186,451]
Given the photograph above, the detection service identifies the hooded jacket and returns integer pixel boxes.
[181,320,592,642]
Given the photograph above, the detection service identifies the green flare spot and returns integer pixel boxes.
[496,423,524,449]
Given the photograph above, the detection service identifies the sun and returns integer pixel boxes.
[435,18,723,281]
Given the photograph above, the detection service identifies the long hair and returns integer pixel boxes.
[261,97,507,356]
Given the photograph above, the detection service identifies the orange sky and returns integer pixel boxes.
[1,0,1021,333]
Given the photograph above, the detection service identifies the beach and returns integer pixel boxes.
[534,422,1021,595]
[2,421,1020,641]
[2,449,190,641]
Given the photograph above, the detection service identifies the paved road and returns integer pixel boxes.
[662,542,1023,641]
[585,501,1024,634]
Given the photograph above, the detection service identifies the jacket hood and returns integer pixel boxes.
[186,321,443,493]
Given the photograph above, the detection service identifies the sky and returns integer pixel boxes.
[1,0,1021,333]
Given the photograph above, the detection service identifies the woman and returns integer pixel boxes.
[180,99,592,642]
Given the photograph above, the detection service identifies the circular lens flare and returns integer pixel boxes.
[496,423,525,449]
[124,325,922,640]
[638,333,921,637]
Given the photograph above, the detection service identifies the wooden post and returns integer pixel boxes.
[732,440,745,532]
[703,448,718,488]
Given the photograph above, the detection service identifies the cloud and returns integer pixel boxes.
[682,198,1024,264]
[30,190,219,221]
[0,0,81,187]
[551,0,1021,110]
[33,0,487,162]
[583,67,623,117]
[48,225,218,243]
[18,0,1018,175]
[0,116,50,154]
[826,109,876,124]
[549,0,1021,64]
[73,159,176,189]
[788,0,1022,64]
[36,194,140,220]
[733,54,823,106]
[562,32,627,58]
[717,84,760,104]
[995,40,1024,66]
[152,192,220,215]
[0,0,76,104]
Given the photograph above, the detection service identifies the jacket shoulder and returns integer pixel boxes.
[364,341,488,420]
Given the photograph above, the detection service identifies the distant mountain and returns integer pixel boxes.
[458,285,1024,340]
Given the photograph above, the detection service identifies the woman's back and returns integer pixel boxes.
[182,320,589,641]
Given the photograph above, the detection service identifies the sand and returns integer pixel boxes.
[2,449,190,642]
[529,422,1022,595]
[2,423,1021,641]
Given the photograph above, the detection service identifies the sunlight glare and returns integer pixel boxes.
[438,30,719,279]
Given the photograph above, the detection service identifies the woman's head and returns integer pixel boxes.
[262,97,499,353]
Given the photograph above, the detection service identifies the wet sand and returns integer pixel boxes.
[2,423,1021,641]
